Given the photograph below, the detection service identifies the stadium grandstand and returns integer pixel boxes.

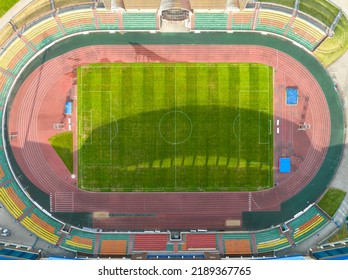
[0,0,347,261]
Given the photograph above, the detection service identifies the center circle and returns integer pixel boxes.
[159,110,192,145]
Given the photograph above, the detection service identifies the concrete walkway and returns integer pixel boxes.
[0,0,33,28]
[0,201,74,258]
[330,0,348,11]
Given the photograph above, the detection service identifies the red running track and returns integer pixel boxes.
[8,45,330,230]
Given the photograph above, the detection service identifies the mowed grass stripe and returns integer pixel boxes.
[153,65,165,110]
[164,66,175,108]
[185,65,197,105]
[131,66,144,115]
[175,66,187,108]
[196,66,209,106]
[143,66,155,112]
[208,65,219,105]
[228,64,240,106]
[77,63,273,192]
[121,66,132,117]
[218,65,229,106]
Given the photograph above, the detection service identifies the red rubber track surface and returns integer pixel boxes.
[8,45,330,230]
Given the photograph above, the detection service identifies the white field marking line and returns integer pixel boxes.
[79,85,114,182]
[238,90,241,166]
[268,68,271,187]
[80,91,111,140]
[81,110,93,145]
[79,64,269,181]
[239,66,272,186]
[239,90,268,143]
[72,192,74,212]
[232,114,240,142]
[109,113,119,143]
[159,111,193,145]
[78,68,82,184]
[82,65,271,69]
[258,110,271,145]
[91,45,101,62]
[174,66,177,191]
[81,163,84,190]
[107,90,112,165]
[82,164,105,191]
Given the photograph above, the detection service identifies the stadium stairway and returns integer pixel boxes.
[92,8,100,30]
[54,15,66,35]
[286,205,330,244]
[254,227,290,254]
[93,233,100,256]
[284,12,298,36]
[18,34,37,53]
[251,233,258,255]
[16,204,36,222]
[251,2,261,30]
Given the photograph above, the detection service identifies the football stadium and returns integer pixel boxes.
[0,0,348,260]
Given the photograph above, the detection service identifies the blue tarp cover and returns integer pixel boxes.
[279,157,291,173]
[65,102,72,115]
[286,87,298,105]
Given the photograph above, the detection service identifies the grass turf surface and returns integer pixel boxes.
[299,0,339,27]
[48,132,74,173]
[77,63,273,192]
[259,0,295,8]
[314,15,348,67]
[318,188,346,217]
[0,0,19,17]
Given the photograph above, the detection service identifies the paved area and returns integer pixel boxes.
[330,0,348,11]
[0,0,33,29]
[0,201,37,247]
[0,201,74,258]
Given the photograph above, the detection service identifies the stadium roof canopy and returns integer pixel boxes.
[160,0,192,12]
[111,0,125,9]
[190,0,227,9]
[123,0,161,9]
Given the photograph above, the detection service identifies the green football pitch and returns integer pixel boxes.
[77,63,273,192]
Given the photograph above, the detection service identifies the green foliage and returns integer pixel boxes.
[299,0,339,27]
[48,131,74,173]
[318,188,346,217]
[77,63,273,192]
[315,15,348,67]
[0,0,19,17]
[258,0,295,8]
[328,224,348,243]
